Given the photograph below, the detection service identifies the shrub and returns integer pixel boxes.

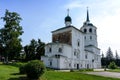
[108,61,117,69]
[25,60,46,79]
[70,69,74,72]
[19,64,26,74]
[9,62,25,67]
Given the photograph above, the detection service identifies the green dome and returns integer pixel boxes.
[65,15,72,22]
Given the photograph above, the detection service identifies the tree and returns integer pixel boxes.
[24,39,45,61]
[106,47,113,60]
[108,61,117,69]
[101,52,106,67]
[36,39,45,60]
[24,39,37,61]
[101,52,104,58]
[115,50,120,67]
[0,10,23,61]
[115,50,119,60]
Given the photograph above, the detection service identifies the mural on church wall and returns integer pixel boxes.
[52,30,72,45]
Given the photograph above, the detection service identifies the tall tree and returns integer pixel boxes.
[0,10,23,61]
[106,47,113,60]
[101,52,104,58]
[24,39,37,61]
[101,52,106,67]
[24,39,45,61]
[115,50,119,59]
[36,39,45,60]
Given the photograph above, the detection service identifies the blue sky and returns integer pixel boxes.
[0,0,120,56]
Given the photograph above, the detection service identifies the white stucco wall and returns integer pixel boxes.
[41,26,101,69]
[80,24,98,47]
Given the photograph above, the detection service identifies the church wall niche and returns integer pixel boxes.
[52,30,72,45]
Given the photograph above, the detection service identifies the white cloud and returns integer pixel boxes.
[63,0,120,55]
[96,8,120,54]
[64,1,83,9]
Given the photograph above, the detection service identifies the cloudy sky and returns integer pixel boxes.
[0,0,120,56]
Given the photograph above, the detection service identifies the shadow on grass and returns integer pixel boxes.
[8,77,28,80]
[11,73,21,75]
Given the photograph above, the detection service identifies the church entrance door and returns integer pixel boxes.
[77,64,79,69]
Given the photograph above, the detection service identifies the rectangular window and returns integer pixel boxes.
[69,63,71,67]
[50,61,52,66]
[58,48,62,53]
[74,52,76,56]
[81,64,82,67]
[74,64,76,67]
[49,47,52,53]
[85,54,88,59]
[74,49,76,56]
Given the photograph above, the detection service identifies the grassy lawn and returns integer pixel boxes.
[0,64,25,80]
[108,69,120,73]
[41,71,120,80]
[0,63,120,80]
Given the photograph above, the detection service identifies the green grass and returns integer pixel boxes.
[0,64,25,80]
[0,63,120,80]
[41,71,120,80]
[108,69,120,73]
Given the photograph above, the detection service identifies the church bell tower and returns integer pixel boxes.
[80,8,98,47]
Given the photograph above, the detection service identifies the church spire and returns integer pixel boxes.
[86,7,90,22]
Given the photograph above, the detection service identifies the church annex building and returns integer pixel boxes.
[41,9,101,70]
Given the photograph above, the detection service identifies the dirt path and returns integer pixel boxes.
[86,71,120,78]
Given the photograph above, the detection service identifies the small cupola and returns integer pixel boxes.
[65,9,72,26]
[65,15,72,22]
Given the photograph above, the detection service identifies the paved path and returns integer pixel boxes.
[86,71,120,78]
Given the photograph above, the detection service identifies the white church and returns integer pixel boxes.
[41,9,101,70]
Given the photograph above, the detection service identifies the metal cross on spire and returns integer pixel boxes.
[86,7,90,22]
[67,9,69,16]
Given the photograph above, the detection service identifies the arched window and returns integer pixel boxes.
[84,36,86,40]
[90,36,92,40]
[58,48,62,53]
[78,42,80,46]
[94,29,96,33]
[74,64,76,67]
[49,47,52,52]
[89,28,92,33]
[50,61,52,66]
[84,29,87,33]
[77,39,80,47]
[85,54,88,59]
[74,49,76,56]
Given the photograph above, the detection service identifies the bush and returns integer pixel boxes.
[108,61,117,69]
[9,62,25,67]
[25,60,46,79]
[70,69,74,72]
[19,64,26,74]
